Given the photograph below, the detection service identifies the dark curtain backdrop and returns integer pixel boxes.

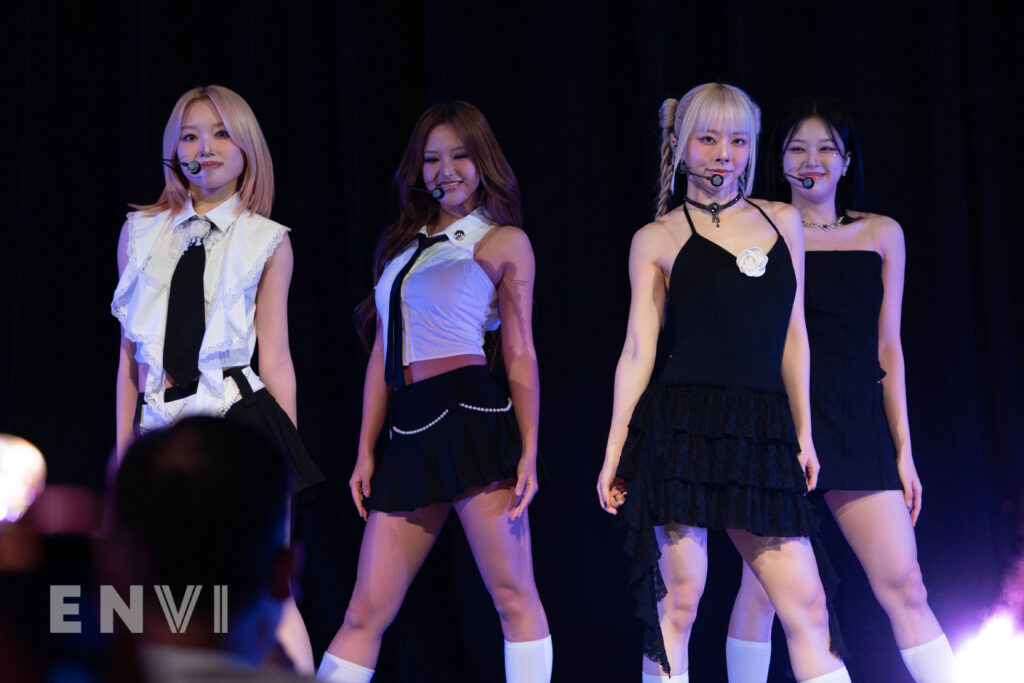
[3,1,1022,681]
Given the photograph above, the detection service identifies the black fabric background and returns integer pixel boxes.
[2,1,1022,681]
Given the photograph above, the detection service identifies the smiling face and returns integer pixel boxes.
[422,123,480,216]
[781,116,850,202]
[176,98,246,204]
[682,115,752,196]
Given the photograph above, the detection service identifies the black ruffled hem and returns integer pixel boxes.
[615,381,821,674]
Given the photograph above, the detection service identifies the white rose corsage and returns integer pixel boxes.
[735,246,768,277]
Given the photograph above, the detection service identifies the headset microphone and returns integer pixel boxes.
[782,172,814,189]
[679,163,724,188]
[408,185,445,200]
[162,158,202,175]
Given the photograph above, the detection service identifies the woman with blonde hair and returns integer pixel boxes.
[725,96,957,683]
[112,84,323,671]
[596,83,850,682]
[317,101,550,683]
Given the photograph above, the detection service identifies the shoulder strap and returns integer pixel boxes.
[680,201,696,235]
[744,198,781,236]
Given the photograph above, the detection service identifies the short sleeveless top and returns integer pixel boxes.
[375,209,500,365]
[111,194,289,428]
[659,199,796,392]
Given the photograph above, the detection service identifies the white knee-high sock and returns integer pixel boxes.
[316,652,374,683]
[641,672,689,682]
[900,634,958,683]
[726,636,771,683]
[504,635,552,683]
[799,666,851,683]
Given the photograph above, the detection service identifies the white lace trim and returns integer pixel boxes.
[112,207,286,426]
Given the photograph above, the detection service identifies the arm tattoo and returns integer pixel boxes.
[510,279,530,286]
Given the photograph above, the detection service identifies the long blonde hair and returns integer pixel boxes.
[133,85,275,217]
[655,83,761,218]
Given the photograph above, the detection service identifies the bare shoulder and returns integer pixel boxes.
[747,197,800,223]
[747,197,801,241]
[479,224,533,262]
[488,223,531,248]
[633,213,682,254]
[850,210,903,250]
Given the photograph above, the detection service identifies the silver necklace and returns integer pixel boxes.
[802,215,848,231]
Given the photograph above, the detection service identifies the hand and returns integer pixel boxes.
[596,463,628,515]
[896,450,923,525]
[798,440,820,492]
[349,453,375,521]
[508,452,539,520]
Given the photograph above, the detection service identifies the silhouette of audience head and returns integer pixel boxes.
[112,416,294,662]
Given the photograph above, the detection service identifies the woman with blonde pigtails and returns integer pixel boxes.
[596,83,851,682]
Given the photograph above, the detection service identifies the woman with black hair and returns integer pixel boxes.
[725,97,956,683]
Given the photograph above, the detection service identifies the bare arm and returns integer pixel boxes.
[775,204,819,489]
[115,220,139,462]
[254,234,297,425]
[491,227,540,520]
[597,226,667,513]
[350,320,388,520]
[875,218,921,522]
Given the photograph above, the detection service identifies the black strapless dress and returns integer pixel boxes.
[806,251,901,492]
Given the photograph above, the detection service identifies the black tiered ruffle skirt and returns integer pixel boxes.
[365,365,524,513]
[616,381,826,674]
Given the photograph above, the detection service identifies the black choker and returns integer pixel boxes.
[683,193,743,228]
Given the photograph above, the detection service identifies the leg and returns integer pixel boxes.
[454,479,550,682]
[276,499,314,674]
[276,594,314,673]
[826,490,955,681]
[726,561,775,682]
[728,530,847,682]
[323,503,451,670]
[644,523,708,677]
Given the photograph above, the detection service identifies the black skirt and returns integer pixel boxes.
[365,365,523,513]
[616,380,832,674]
[811,358,902,492]
[133,368,326,496]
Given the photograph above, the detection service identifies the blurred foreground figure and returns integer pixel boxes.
[109,416,313,682]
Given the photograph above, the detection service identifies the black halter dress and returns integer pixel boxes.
[616,200,820,673]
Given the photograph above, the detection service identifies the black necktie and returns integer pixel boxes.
[385,233,448,387]
[164,217,212,387]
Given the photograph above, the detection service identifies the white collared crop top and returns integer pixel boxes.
[374,209,500,366]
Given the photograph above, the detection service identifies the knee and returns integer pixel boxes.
[490,582,541,623]
[777,587,830,638]
[663,581,703,634]
[878,566,929,613]
[738,579,776,615]
[342,590,394,634]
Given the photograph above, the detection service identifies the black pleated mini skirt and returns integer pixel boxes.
[365,365,523,513]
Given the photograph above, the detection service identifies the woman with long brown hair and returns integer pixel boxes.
[317,101,550,683]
